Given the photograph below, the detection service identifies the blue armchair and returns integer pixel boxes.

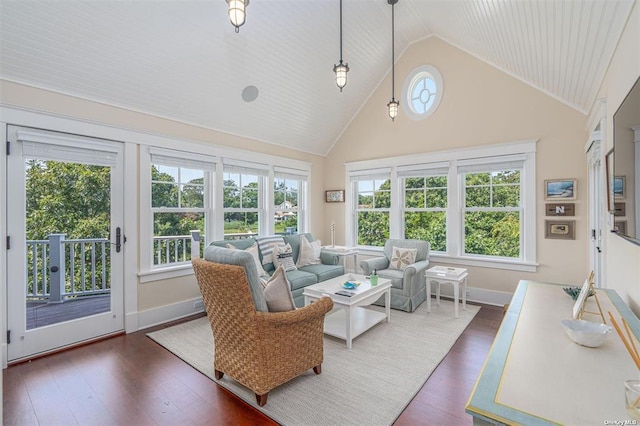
[359,239,430,312]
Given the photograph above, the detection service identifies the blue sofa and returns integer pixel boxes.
[206,233,344,307]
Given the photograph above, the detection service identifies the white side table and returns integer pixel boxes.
[321,246,358,272]
[425,266,468,318]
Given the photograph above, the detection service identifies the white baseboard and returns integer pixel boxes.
[429,286,513,307]
[136,297,205,331]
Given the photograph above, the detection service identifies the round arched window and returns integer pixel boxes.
[401,65,443,120]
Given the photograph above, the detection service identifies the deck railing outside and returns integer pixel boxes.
[27,234,111,303]
[27,229,298,303]
[153,230,202,266]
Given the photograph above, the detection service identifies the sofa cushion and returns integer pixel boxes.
[298,263,344,283]
[209,238,256,251]
[389,246,417,271]
[255,235,285,267]
[262,265,296,312]
[203,245,269,312]
[272,243,297,272]
[283,232,315,264]
[284,269,318,291]
[377,268,405,289]
[297,235,322,267]
[226,242,269,277]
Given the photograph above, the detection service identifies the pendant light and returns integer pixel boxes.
[387,0,399,121]
[333,0,349,91]
[227,0,249,33]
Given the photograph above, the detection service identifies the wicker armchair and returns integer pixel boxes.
[192,258,333,407]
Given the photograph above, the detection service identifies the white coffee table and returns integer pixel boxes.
[303,274,391,349]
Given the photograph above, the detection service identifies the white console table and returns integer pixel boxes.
[466,280,640,425]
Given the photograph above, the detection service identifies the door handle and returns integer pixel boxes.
[115,227,122,253]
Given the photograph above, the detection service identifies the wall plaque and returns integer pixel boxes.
[545,203,575,216]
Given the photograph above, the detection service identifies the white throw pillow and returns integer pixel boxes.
[297,236,322,267]
[272,243,298,272]
[262,265,296,312]
[389,246,417,271]
[226,242,269,278]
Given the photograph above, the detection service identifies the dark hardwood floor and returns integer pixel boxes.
[3,303,503,426]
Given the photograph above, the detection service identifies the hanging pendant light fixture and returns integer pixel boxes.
[333,0,349,92]
[387,0,399,121]
[227,0,249,33]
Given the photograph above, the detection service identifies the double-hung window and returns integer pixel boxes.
[458,157,524,259]
[351,169,391,247]
[222,163,267,239]
[398,164,449,252]
[273,167,308,235]
[149,148,215,267]
[346,141,536,270]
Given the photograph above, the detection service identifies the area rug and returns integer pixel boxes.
[147,301,480,426]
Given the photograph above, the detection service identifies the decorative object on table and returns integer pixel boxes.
[325,190,345,203]
[370,269,378,286]
[572,271,606,323]
[544,179,576,200]
[560,319,612,347]
[614,176,626,199]
[608,311,640,370]
[341,280,360,289]
[545,219,576,240]
[625,380,640,420]
[614,202,626,216]
[330,220,335,247]
[545,203,575,216]
[562,286,594,301]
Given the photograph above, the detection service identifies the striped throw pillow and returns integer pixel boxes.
[255,235,286,265]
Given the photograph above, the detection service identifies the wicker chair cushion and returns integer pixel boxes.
[262,265,296,312]
[204,245,269,312]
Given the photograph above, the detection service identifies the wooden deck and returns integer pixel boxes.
[26,295,110,329]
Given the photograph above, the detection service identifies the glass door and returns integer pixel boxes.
[6,126,124,361]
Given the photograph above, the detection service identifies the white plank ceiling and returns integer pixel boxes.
[0,0,635,155]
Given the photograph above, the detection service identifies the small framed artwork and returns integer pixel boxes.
[545,220,576,240]
[613,176,626,199]
[545,203,575,216]
[606,150,615,212]
[614,220,627,234]
[614,202,626,216]
[325,190,345,203]
[544,179,576,200]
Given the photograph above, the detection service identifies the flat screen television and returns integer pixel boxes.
[612,76,640,246]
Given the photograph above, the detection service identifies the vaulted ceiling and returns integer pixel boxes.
[0,0,635,155]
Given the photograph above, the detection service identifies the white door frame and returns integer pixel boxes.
[1,106,139,366]
[6,125,125,361]
[585,100,607,288]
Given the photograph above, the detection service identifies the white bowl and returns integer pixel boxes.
[561,319,612,348]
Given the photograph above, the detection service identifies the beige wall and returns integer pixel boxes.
[325,37,590,295]
[597,2,640,314]
[3,22,637,314]
[0,80,327,312]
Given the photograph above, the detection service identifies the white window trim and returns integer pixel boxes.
[401,65,444,121]
[141,147,311,281]
[345,139,538,272]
